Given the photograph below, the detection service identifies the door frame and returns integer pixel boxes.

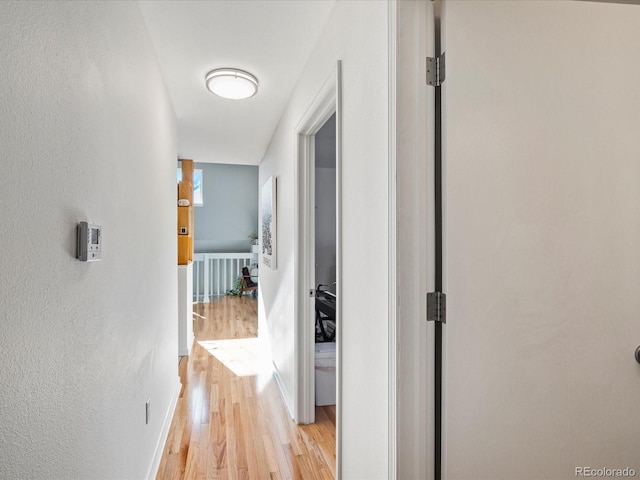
[293,61,342,464]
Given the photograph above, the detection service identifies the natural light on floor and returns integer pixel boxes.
[198,337,273,379]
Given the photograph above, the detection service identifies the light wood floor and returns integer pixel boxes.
[156,296,336,480]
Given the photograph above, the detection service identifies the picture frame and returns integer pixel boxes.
[261,176,277,269]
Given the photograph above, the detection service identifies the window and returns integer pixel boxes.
[177,168,203,206]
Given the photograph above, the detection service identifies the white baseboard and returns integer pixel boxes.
[272,362,294,420]
[146,377,181,480]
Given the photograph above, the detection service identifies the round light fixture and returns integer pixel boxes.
[205,68,258,100]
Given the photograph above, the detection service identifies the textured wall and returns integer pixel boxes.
[192,163,259,253]
[0,2,178,478]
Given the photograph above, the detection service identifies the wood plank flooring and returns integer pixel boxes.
[156,296,336,480]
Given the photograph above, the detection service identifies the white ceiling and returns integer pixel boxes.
[139,0,336,165]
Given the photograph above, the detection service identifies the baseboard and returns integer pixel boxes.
[146,377,181,480]
[272,362,294,420]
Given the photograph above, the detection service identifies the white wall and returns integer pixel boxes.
[258,1,390,477]
[0,2,178,478]
[315,167,336,290]
[314,113,337,292]
[315,114,337,290]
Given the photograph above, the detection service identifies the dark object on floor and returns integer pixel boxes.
[240,266,258,297]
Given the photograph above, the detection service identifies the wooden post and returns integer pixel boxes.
[178,159,194,265]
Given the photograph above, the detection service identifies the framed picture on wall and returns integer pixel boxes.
[261,176,276,269]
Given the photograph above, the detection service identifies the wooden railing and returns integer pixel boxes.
[193,252,254,302]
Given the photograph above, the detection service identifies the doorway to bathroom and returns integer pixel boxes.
[313,112,337,410]
[294,64,342,477]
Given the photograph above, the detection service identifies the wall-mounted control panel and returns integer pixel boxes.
[77,222,102,262]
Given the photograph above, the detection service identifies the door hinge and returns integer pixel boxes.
[427,292,446,323]
[426,53,446,87]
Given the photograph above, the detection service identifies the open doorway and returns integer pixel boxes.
[294,63,342,475]
[313,112,337,405]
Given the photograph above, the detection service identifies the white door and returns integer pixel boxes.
[443,2,640,478]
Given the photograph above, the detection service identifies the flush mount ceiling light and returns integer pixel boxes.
[205,68,259,100]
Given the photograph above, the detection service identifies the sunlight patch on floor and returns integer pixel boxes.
[199,337,273,378]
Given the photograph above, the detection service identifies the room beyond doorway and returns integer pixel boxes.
[314,112,337,343]
[293,62,341,476]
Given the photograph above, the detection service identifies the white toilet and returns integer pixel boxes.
[314,342,336,406]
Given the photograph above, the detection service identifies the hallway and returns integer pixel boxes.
[156,297,336,479]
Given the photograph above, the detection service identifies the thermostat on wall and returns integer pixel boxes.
[77,222,102,262]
